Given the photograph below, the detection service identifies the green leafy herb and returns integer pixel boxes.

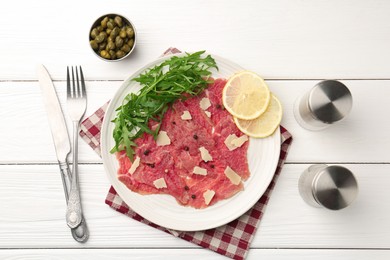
[110,51,218,161]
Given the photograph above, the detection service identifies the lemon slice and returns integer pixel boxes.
[234,94,282,138]
[222,71,271,120]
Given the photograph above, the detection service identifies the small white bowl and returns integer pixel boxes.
[89,13,137,61]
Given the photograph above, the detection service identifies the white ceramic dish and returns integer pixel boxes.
[101,53,281,231]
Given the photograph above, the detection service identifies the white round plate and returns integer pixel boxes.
[101,53,281,231]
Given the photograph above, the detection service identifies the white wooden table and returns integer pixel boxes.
[1,0,389,259]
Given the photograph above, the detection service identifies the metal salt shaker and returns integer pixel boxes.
[294,80,353,130]
[298,165,358,210]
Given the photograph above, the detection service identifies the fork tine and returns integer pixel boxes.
[75,67,80,98]
[66,66,71,98]
[79,66,86,98]
[71,66,76,98]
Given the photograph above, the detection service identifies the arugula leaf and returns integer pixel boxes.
[110,51,218,160]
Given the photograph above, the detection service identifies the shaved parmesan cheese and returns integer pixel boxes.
[199,98,211,110]
[199,147,213,162]
[231,135,248,148]
[203,190,215,205]
[224,166,241,185]
[128,157,140,175]
[156,131,171,146]
[193,166,207,176]
[181,110,192,120]
[224,134,239,151]
[224,134,248,151]
[204,111,211,118]
[153,178,167,189]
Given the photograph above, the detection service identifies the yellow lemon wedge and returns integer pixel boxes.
[234,94,282,138]
[222,71,271,120]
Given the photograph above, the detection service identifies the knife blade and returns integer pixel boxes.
[37,64,89,242]
[37,65,71,164]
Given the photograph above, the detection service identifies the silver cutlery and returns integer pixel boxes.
[65,66,87,229]
[36,64,89,242]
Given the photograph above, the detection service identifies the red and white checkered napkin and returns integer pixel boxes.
[79,48,293,260]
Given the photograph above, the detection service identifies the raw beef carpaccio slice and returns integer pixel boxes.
[117,78,250,209]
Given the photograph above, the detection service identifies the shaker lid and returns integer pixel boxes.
[308,80,352,123]
[313,166,358,210]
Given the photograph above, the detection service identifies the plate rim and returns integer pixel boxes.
[101,52,281,231]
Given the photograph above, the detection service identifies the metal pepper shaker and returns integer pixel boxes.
[294,80,353,130]
[298,164,358,210]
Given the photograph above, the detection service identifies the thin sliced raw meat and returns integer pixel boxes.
[117,78,250,209]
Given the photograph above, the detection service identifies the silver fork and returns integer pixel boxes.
[65,66,87,229]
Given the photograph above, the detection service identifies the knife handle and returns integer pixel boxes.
[59,162,89,242]
[66,182,83,228]
[71,216,89,243]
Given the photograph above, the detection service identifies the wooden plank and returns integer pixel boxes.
[1,80,389,163]
[0,0,389,80]
[0,249,389,260]
[0,164,388,248]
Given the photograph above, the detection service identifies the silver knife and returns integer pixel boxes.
[36,64,89,243]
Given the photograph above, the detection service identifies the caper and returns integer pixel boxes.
[115,36,124,48]
[101,16,109,29]
[126,27,134,38]
[107,41,116,50]
[119,29,127,39]
[95,32,107,43]
[90,28,99,39]
[90,40,98,50]
[109,50,116,59]
[99,42,107,51]
[121,44,131,53]
[96,25,103,32]
[110,27,119,39]
[99,31,107,40]
[95,34,105,43]
[116,50,125,59]
[106,28,112,35]
[100,50,110,59]
[114,16,123,27]
[96,32,107,42]
[107,21,114,30]
[127,38,134,49]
